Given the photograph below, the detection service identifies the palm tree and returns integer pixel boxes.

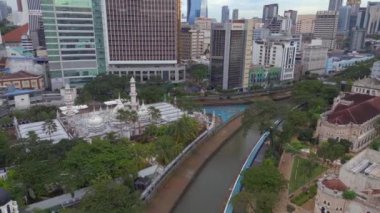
[26,131,39,145]
[148,106,161,124]
[42,119,57,141]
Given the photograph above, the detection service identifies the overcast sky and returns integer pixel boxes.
[5,0,371,22]
[182,0,371,21]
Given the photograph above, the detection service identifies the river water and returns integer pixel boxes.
[173,124,262,213]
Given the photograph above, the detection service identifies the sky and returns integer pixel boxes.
[182,0,371,21]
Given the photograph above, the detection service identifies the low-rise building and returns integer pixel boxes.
[0,188,18,213]
[352,61,380,96]
[0,71,44,90]
[316,93,380,152]
[325,53,374,75]
[315,149,380,213]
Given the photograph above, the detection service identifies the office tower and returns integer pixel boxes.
[221,6,229,23]
[210,20,253,90]
[262,4,278,23]
[232,9,239,20]
[302,39,329,75]
[364,2,380,35]
[252,35,297,81]
[41,0,106,89]
[27,0,45,49]
[266,16,292,35]
[351,29,366,50]
[356,7,367,28]
[180,25,204,60]
[329,0,343,11]
[17,0,23,11]
[103,0,185,83]
[338,6,352,35]
[296,15,316,34]
[347,0,361,11]
[314,11,339,49]
[195,17,216,53]
[253,28,270,41]
[187,0,208,25]
[284,10,298,33]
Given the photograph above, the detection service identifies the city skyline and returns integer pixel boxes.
[182,0,371,21]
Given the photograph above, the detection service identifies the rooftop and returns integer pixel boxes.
[327,93,380,125]
[0,71,40,80]
[17,119,70,144]
[322,178,347,191]
[2,24,28,43]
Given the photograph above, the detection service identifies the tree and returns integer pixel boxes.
[243,99,282,133]
[42,119,57,141]
[317,140,346,162]
[79,180,143,213]
[168,116,199,145]
[148,106,161,124]
[342,190,356,200]
[231,191,255,213]
[370,138,380,151]
[154,136,182,165]
[26,131,39,145]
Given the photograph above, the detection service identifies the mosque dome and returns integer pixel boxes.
[87,114,105,131]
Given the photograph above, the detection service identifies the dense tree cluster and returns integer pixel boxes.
[233,160,286,213]
[0,114,201,211]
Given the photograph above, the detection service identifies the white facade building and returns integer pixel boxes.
[252,36,297,81]
[351,61,380,97]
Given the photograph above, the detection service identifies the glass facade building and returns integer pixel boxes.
[40,0,105,89]
[187,0,208,25]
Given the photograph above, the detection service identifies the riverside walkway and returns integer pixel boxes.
[146,115,243,213]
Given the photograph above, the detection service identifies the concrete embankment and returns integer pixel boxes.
[146,115,244,213]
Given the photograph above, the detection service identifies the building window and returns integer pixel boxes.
[22,81,30,88]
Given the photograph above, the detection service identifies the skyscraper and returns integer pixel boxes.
[284,10,298,33]
[41,0,106,89]
[338,6,352,35]
[262,4,278,23]
[314,11,339,49]
[296,14,316,34]
[187,0,208,25]
[103,0,185,83]
[232,9,239,20]
[221,6,229,23]
[364,2,380,35]
[210,20,253,90]
[347,0,361,7]
[27,0,44,49]
[329,0,343,11]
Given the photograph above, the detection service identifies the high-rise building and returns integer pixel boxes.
[338,6,352,35]
[347,0,361,8]
[364,2,380,35]
[103,0,185,83]
[179,25,204,60]
[314,11,339,49]
[266,16,292,35]
[17,0,23,11]
[210,20,253,90]
[329,0,343,11]
[187,0,208,25]
[252,35,297,81]
[262,4,278,23]
[302,39,329,75]
[27,0,45,49]
[221,6,229,23]
[284,10,298,33]
[296,15,316,34]
[232,9,239,20]
[351,28,366,50]
[41,0,106,89]
[195,17,216,54]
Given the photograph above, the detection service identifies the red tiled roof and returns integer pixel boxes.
[0,71,40,80]
[327,93,380,125]
[2,24,28,43]
[322,178,347,191]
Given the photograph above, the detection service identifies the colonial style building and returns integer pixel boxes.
[315,93,380,152]
[315,149,380,213]
[0,71,44,90]
[351,61,380,97]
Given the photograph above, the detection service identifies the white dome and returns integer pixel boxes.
[87,114,105,129]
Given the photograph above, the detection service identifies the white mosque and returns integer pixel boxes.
[57,77,211,140]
